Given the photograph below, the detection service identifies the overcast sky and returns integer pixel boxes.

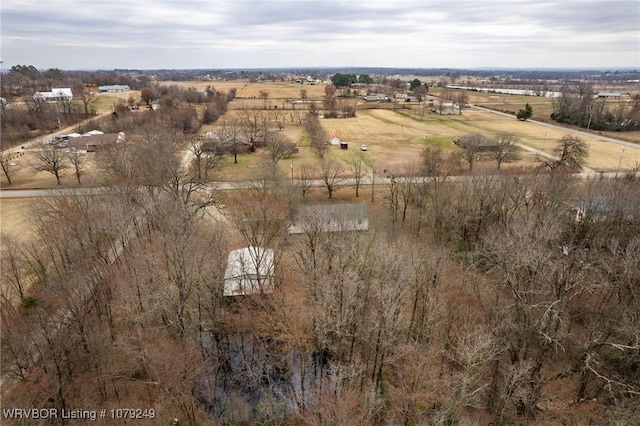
[1,0,638,70]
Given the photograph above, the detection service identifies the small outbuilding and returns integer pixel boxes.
[289,203,369,234]
[68,132,125,152]
[224,247,275,297]
[454,133,499,152]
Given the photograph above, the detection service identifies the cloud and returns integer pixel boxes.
[1,0,638,69]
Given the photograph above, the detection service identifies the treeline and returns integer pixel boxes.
[551,83,640,131]
[1,66,153,100]
[2,137,639,424]
[0,64,236,149]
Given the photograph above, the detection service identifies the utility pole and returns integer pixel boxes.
[617,148,625,175]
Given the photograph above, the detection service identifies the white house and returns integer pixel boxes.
[33,87,73,101]
[224,247,275,296]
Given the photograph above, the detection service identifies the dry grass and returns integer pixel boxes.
[162,80,328,100]
[1,149,104,190]
[94,91,141,112]
[0,198,40,244]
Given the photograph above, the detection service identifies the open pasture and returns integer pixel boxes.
[162,80,328,100]
[318,107,640,173]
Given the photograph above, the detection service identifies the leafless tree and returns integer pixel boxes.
[218,116,246,164]
[350,150,366,197]
[455,91,469,115]
[189,137,207,181]
[457,134,485,171]
[0,235,28,302]
[297,162,314,197]
[324,85,337,114]
[240,110,268,151]
[190,136,224,181]
[317,159,344,198]
[79,88,97,117]
[1,154,14,185]
[491,132,521,170]
[364,157,379,202]
[67,150,86,184]
[538,134,588,172]
[33,144,68,184]
[246,161,281,197]
[304,112,327,159]
[264,130,295,163]
[259,90,270,109]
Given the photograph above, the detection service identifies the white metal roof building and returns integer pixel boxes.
[33,87,73,100]
[223,247,275,296]
[288,203,369,234]
[99,85,130,93]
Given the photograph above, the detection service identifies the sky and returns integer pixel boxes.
[1,0,639,71]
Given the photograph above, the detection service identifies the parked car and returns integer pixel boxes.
[360,144,368,151]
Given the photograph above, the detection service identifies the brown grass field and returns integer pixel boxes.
[0,198,40,244]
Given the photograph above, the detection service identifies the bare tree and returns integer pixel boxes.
[189,137,206,181]
[259,90,270,109]
[324,85,337,114]
[538,134,588,172]
[0,236,27,301]
[240,110,268,152]
[218,116,246,164]
[457,134,485,171]
[317,159,344,198]
[491,132,521,170]
[1,154,13,185]
[264,130,295,163]
[33,144,68,184]
[298,162,314,197]
[78,88,97,117]
[304,112,327,159]
[67,150,86,184]
[350,150,366,197]
[366,159,379,202]
[455,91,469,115]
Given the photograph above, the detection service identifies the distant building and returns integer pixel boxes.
[99,85,130,93]
[33,87,73,101]
[595,92,629,99]
[289,203,369,234]
[68,132,125,152]
[454,133,499,152]
[573,198,635,224]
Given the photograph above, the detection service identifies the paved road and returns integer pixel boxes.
[3,172,640,199]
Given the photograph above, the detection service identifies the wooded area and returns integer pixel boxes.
[2,143,639,424]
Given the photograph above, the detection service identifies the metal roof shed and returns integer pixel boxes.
[224,247,275,296]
